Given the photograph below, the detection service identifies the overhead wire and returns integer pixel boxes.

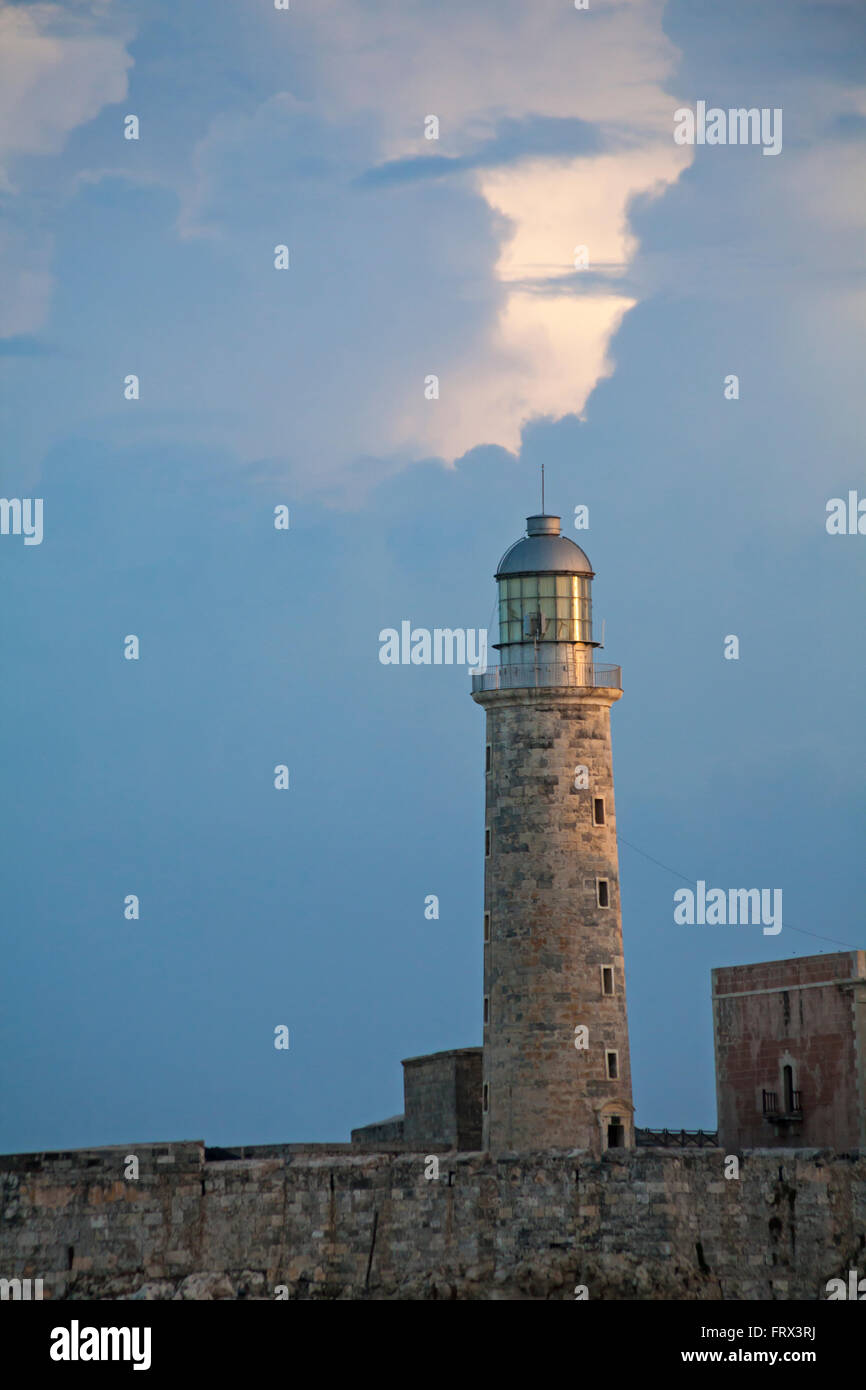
[616,834,860,951]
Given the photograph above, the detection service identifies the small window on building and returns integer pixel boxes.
[606,1051,618,1080]
[482,1083,489,1113]
[483,996,489,1026]
[485,744,492,774]
[593,797,605,826]
[597,879,610,908]
[606,1116,624,1149]
[601,966,614,996]
[485,828,491,857]
[783,1064,794,1113]
[483,911,490,943]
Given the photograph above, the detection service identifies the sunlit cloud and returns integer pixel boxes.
[0,0,131,333]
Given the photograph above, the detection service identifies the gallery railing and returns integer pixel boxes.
[635,1128,719,1148]
[471,661,622,693]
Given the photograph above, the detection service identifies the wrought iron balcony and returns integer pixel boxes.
[762,1089,803,1121]
[471,661,622,693]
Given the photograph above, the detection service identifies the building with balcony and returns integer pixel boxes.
[712,951,866,1150]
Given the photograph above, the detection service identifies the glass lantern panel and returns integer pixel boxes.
[538,575,555,597]
[555,575,570,596]
[521,576,538,599]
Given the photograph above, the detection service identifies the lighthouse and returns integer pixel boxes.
[471,514,635,1154]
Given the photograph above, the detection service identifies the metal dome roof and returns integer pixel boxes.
[496,515,593,577]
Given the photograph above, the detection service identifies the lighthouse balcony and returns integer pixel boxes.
[471,661,622,693]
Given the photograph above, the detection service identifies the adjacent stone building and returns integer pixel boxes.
[351,1048,482,1150]
[713,950,866,1151]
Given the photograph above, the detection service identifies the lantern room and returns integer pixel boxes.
[494,514,597,666]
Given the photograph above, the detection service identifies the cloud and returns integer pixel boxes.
[0,2,131,176]
[302,0,683,151]
[9,0,862,498]
[0,0,132,334]
[168,0,690,475]
[358,116,606,187]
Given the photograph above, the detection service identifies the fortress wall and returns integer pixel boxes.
[1,1144,864,1300]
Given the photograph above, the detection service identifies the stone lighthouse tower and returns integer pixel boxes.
[471,513,634,1155]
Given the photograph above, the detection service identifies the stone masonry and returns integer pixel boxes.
[401,1048,482,1150]
[2,1143,865,1300]
[350,1048,483,1149]
[714,951,866,1151]
[472,686,634,1154]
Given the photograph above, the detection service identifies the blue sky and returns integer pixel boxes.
[1,0,864,1151]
